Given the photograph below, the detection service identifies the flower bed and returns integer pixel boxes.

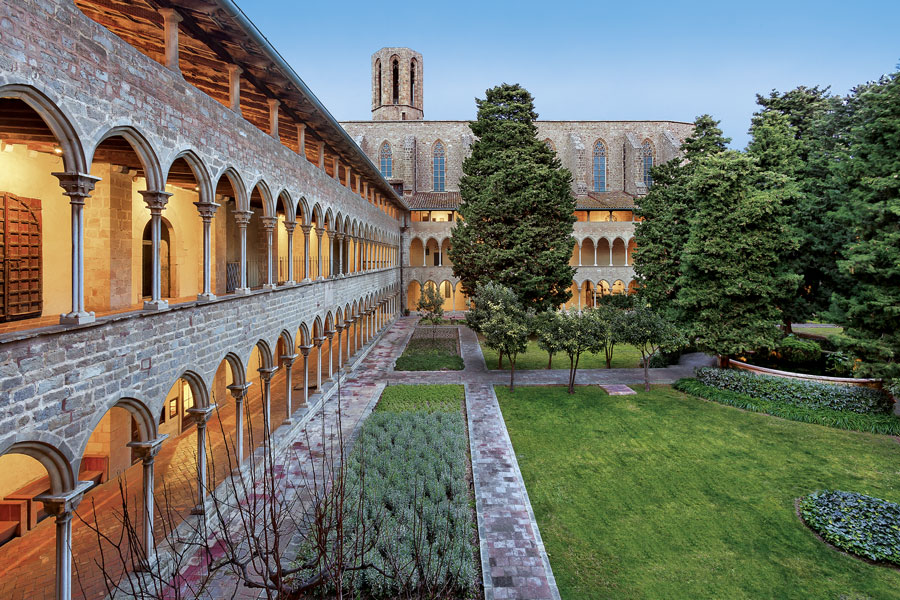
[340,384,478,597]
[799,491,900,566]
[395,327,464,371]
[674,378,900,435]
[695,367,892,414]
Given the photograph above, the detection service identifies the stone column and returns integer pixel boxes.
[298,345,311,406]
[261,216,277,289]
[577,241,582,266]
[226,64,242,114]
[187,405,215,514]
[258,366,277,431]
[315,227,325,280]
[159,8,182,73]
[609,242,613,267]
[318,142,326,169]
[301,224,312,282]
[335,324,344,370]
[195,201,219,301]
[53,172,101,325]
[335,233,345,277]
[296,123,306,156]
[325,330,335,380]
[126,435,168,567]
[140,191,173,310]
[267,98,280,139]
[227,382,251,465]
[280,353,297,423]
[35,483,92,600]
[234,210,252,294]
[284,220,296,284]
[313,337,325,390]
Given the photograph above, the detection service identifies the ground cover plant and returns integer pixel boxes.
[799,490,900,566]
[693,367,893,414]
[675,378,900,435]
[330,384,478,598]
[479,336,642,370]
[395,330,464,371]
[496,385,900,599]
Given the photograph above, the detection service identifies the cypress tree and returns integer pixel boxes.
[448,83,576,312]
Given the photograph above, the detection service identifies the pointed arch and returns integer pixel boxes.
[90,125,164,192]
[379,141,392,178]
[592,139,607,193]
[642,139,654,188]
[214,168,249,211]
[0,440,77,496]
[432,140,446,192]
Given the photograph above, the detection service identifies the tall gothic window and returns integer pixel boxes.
[433,141,446,192]
[375,58,382,105]
[642,140,654,188]
[392,59,399,104]
[380,142,392,178]
[410,58,417,105]
[592,140,607,192]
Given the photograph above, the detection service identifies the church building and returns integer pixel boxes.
[341,48,694,312]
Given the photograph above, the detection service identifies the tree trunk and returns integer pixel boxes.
[509,357,516,391]
[568,357,575,394]
[606,343,613,369]
[498,351,504,369]
[643,353,651,392]
[718,355,731,369]
[547,352,553,369]
[783,319,793,335]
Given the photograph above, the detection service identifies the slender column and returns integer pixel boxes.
[267,98,280,139]
[577,241,582,266]
[301,224,312,282]
[258,366,277,430]
[126,435,168,568]
[345,165,352,188]
[187,405,215,514]
[332,157,340,180]
[609,242,613,267]
[335,233,345,277]
[140,191,173,311]
[227,64,242,114]
[313,337,325,390]
[261,216,277,289]
[298,346,311,406]
[318,142,326,169]
[195,201,220,301]
[281,353,297,423]
[325,330,335,380]
[315,227,325,280]
[284,220,296,284]
[423,242,427,267]
[53,172,100,325]
[159,8,182,73]
[297,123,306,156]
[35,484,91,600]
[595,242,600,267]
[234,210,252,293]
[227,382,251,465]
[335,325,344,370]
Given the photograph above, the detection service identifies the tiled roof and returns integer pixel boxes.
[407,192,462,210]
[577,191,637,210]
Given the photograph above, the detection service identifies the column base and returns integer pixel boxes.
[190,504,206,516]
[143,299,169,311]
[301,278,311,284]
[197,292,216,302]
[135,553,160,572]
[285,280,296,286]
[283,417,293,425]
[262,283,277,290]
[317,276,325,281]
[235,287,252,295]
[60,311,95,325]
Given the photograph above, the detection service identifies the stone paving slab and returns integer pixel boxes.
[466,383,561,600]
[600,384,638,395]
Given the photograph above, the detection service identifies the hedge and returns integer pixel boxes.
[674,378,900,436]
[695,367,892,414]
[799,490,900,565]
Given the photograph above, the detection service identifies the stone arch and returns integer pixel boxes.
[90,125,164,192]
[253,339,275,370]
[249,178,275,218]
[278,329,295,355]
[0,83,87,173]
[297,322,312,347]
[276,189,295,222]
[0,440,77,496]
[214,167,249,211]
[176,369,211,409]
[296,196,310,225]
[612,237,627,266]
[165,149,213,203]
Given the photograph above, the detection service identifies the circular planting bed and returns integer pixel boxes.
[799,490,900,566]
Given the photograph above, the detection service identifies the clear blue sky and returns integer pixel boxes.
[239,0,899,149]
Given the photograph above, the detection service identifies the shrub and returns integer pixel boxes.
[799,491,900,566]
[695,367,893,414]
[778,335,823,365]
[376,384,464,413]
[826,351,855,377]
[674,378,900,435]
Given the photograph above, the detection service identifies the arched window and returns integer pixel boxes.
[410,58,417,105]
[433,141,446,192]
[380,142,392,178]
[375,58,382,105]
[544,138,555,153]
[392,59,399,104]
[642,140,654,188]
[592,140,607,192]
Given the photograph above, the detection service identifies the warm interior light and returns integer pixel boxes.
[194,186,200,192]
[53,146,63,154]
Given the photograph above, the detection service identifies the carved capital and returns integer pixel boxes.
[139,190,173,214]
[298,345,312,357]
[53,172,101,204]
[283,220,297,234]
[260,216,278,231]
[300,224,312,235]
[194,200,220,221]
[257,366,278,381]
[127,434,168,464]
[227,382,252,399]
[186,405,216,424]
[313,336,325,348]
[233,210,253,227]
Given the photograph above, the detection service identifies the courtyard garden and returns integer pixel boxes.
[497,385,900,600]
[479,335,642,370]
[395,326,465,371]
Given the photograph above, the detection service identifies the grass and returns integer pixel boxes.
[377,383,466,413]
[496,385,900,600]
[395,336,465,371]
[479,337,643,370]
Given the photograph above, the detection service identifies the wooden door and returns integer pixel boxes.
[0,193,42,321]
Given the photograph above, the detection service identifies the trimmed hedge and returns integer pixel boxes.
[674,378,900,435]
[376,383,465,413]
[799,491,900,565]
[695,367,892,414]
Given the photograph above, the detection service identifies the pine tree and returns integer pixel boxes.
[675,151,801,357]
[829,72,900,383]
[632,114,730,318]
[448,83,576,312]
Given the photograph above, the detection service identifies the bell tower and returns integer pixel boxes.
[372,48,423,121]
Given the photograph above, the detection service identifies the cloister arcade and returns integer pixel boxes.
[406,279,471,312]
[570,236,637,267]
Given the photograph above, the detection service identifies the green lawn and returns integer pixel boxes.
[480,337,643,370]
[496,385,900,600]
[395,336,464,371]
